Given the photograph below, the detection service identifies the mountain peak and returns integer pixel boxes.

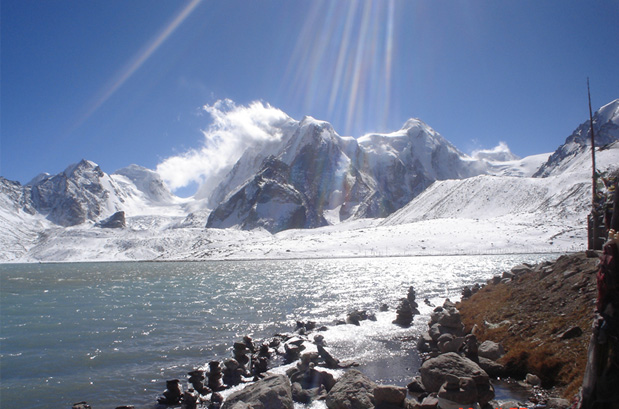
[63,159,100,178]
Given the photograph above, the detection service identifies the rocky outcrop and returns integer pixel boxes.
[420,353,494,406]
[95,211,126,228]
[221,374,293,409]
[326,369,377,409]
[206,156,327,233]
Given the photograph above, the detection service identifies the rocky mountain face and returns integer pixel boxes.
[534,99,619,177]
[2,99,618,236]
[206,117,487,233]
[28,160,126,226]
[3,159,177,227]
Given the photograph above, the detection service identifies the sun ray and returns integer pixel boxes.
[70,0,202,134]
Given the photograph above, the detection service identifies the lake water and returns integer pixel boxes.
[0,254,554,409]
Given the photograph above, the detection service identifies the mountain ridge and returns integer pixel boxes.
[1,99,617,262]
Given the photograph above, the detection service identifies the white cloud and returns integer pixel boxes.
[471,141,520,162]
[157,99,291,198]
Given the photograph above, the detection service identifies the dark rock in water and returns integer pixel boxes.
[183,389,199,409]
[326,369,377,409]
[222,374,294,409]
[346,310,371,326]
[252,356,269,378]
[379,303,389,312]
[258,342,271,358]
[115,406,135,409]
[284,342,303,363]
[407,286,418,307]
[233,341,251,367]
[317,344,340,369]
[209,392,224,409]
[223,358,244,386]
[243,335,256,353]
[95,211,126,228]
[72,403,92,409]
[188,369,211,395]
[393,299,415,327]
[208,361,226,391]
[157,379,183,405]
[461,286,472,299]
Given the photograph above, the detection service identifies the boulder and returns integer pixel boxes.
[95,211,126,228]
[419,353,494,405]
[222,374,294,409]
[72,403,91,409]
[477,341,505,361]
[437,333,463,354]
[525,373,541,386]
[157,379,183,405]
[374,385,407,407]
[326,369,377,409]
[477,357,506,378]
[407,376,426,393]
[558,326,583,340]
[393,299,415,327]
[437,375,477,405]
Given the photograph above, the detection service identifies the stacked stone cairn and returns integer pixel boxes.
[157,379,183,405]
[393,286,421,327]
[411,299,506,409]
[208,361,226,392]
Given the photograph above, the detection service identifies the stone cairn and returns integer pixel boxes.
[157,379,183,405]
[393,286,420,327]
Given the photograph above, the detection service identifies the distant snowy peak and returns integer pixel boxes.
[28,159,126,226]
[113,164,174,204]
[534,99,619,177]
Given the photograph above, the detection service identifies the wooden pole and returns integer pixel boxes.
[588,78,598,249]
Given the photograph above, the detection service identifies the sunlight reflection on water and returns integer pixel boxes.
[0,254,554,408]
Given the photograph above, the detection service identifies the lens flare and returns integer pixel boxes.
[281,0,397,137]
[71,0,202,133]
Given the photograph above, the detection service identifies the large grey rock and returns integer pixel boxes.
[419,353,494,405]
[437,375,477,405]
[477,341,505,361]
[95,211,126,228]
[222,374,293,409]
[374,385,407,407]
[326,369,377,409]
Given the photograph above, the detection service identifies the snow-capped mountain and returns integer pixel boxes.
[27,159,128,226]
[206,116,490,232]
[1,99,618,262]
[534,99,619,177]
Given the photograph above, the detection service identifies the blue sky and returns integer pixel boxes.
[2,0,618,196]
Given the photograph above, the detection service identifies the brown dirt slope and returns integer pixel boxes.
[457,252,600,399]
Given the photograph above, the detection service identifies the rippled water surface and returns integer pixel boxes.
[0,255,554,409]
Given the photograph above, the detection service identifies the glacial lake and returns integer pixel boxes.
[0,254,555,409]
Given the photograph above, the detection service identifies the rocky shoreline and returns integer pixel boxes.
[70,253,597,409]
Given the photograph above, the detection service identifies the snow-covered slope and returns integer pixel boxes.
[1,99,618,262]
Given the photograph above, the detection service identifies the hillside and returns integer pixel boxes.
[457,252,600,399]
